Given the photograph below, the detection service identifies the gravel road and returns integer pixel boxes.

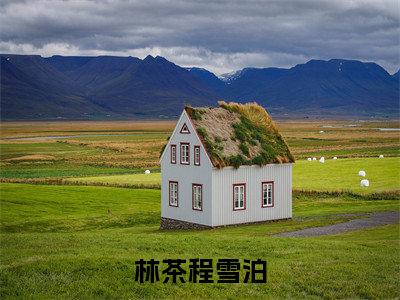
[275,211,399,237]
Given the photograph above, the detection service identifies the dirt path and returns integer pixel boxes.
[275,211,399,237]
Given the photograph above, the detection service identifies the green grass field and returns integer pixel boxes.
[63,157,400,194]
[0,120,399,298]
[1,183,399,298]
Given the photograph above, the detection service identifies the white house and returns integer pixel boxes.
[159,101,294,229]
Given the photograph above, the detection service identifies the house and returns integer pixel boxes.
[159,101,295,229]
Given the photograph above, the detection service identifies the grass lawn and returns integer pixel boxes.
[1,183,399,298]
[1,120,399,298]
[64,157,400,194]
[293,157,400,193]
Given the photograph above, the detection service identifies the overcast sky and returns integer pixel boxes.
[0,0,399,74]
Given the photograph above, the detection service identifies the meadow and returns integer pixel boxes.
[0,119,399,298]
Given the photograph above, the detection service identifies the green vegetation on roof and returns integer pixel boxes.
[186,101,295,168]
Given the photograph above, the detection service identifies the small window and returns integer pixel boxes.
[233,184,246,210]
[194,145,200,166]
[262,182,274,207]
[180,123,190,134]
[180,143,190,164]
[170,145,176,164]
[169,181,178,207]
[192,184,203,211]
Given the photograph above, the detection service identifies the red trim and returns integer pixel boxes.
[194,145,201,166]
[233,183,246,211]
[180,123,190,134]
[170,144,176,164]
[185,112,213,166]
[261,181,274,208]
[192,183,203,211]
[168,181,179,207]
[180,142,190,165]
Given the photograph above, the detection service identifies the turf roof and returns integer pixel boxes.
[185,101,294,168]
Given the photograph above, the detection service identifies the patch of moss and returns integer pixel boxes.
[221,102,294,166]
[239,143,250,157]
[196,127,225,167]
[185,106,205,121]
[227,154,247,169]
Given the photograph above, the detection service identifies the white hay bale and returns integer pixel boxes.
[307,158,312,161]
[144,169,151,174]
[333,156,337,160]
[319,130,324,133]
[319,157,325,163]
[379,154,384,158]
[360,179,369,187]
[312,157,317,161]
[358,170,366,177]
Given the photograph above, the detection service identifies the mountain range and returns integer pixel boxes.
[1,54,399,120]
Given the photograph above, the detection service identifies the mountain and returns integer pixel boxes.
[185,67,226,94]
[1,54,399,120]
[0,55,107,119]
[1,54,218,119]
[223,59,399,116]
[392,70,399,81]
[204,59,399,116]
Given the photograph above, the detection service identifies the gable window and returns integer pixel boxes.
[170,145,176,164]
[192,184,203,211]
[194,145,200,166]
[180,142,190,165]
[233,183,246,210]
[169,181,178,207]
[262,182,274,207]
[180,123,190,134]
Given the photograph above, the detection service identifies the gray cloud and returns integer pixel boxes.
[0,0,399,74]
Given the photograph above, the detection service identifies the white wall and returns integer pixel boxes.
[211,164,292,226]
[161,111,213,226]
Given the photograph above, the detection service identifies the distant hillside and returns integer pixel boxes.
[1,54,399,120]
[189,59,399,116]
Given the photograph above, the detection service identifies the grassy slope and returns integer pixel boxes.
[1,184,399,298]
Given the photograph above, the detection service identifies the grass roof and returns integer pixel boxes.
[185,101,294,168]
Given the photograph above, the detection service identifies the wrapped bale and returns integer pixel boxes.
[360,179,369,187]
[319,157,325,163]
[358,170,366,177]
[145,170,151,174]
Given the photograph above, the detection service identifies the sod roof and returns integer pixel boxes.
[185,101,294,168]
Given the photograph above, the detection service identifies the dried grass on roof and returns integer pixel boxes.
[186,101,294,168]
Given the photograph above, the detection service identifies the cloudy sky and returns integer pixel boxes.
[1,0,399,74]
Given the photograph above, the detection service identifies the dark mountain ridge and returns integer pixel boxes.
[1,54,398,120]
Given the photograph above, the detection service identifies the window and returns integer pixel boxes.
[262,182,274,207]
[233,184,246,210]
[180,123,190,134]
[192,184,203,211]
[180,142,190,164]
[169,181,178,207]
[194,145,200,166]
[170,145,176,164]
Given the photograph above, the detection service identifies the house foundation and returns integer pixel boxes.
[160,217,211,230]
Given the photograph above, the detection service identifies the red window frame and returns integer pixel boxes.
[233,183,246,211]
[170,144,176,164]
[180,123,190,134]
[194,145,201,166]
[261,181,274,208]
[192,183,203,211]
[180,142,190,165]
[168,181,179,207]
